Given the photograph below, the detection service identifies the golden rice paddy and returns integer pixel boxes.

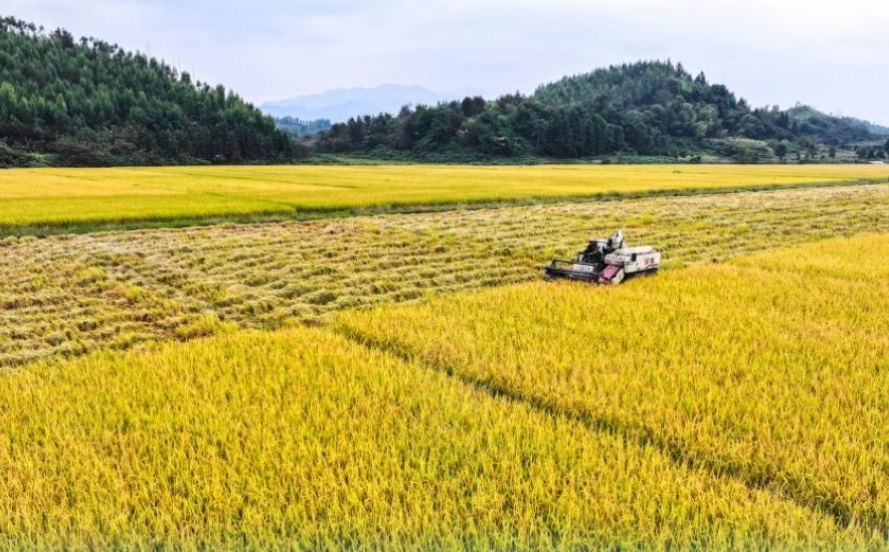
[2,164,888,229]
[337,235,889,537]
[3,166,889,550]
[0,327,865,550]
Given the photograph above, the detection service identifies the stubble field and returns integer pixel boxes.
[4,182,889,368]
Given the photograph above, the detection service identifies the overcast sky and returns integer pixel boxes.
[3,0,888,122]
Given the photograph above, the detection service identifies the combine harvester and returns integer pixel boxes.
[545,230,660,285]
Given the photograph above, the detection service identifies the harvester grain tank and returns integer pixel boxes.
[544,230,660,284]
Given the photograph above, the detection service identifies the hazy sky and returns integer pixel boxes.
[3,0,888,122]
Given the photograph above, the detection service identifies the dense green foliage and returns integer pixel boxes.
[786,105,871,145]
[316,61,879,162]
[274,116,332,137]
[855,140,889,161]
[843,116,889,136]
[0,16,293,167]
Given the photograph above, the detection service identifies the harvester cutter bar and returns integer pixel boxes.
[544,259,601,282]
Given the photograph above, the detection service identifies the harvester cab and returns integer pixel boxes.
[545,230,660,285]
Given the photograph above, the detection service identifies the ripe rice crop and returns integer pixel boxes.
[336,235,889,535]
[6,183,889,367]
[0,327,870,550]
[2,164,888,230]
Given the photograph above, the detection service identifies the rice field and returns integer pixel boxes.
[5,182,889,367]
[4,165,889,550]
[3,164,889,230]
[0,326,870,551]
[336,235,889,537]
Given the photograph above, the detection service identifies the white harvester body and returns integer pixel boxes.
[545,231,661,285]
[599,246,660,284]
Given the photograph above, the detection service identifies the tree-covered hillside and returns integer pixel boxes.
[0,16,294,167]
[315,61,881,163]
[785,105,871,145]
[842,116,889,137]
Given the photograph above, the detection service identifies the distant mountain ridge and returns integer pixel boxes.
[261,84,480,123]
[784,105,872,145]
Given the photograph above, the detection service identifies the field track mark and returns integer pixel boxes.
[333,324,876,536]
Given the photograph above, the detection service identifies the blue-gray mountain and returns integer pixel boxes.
[843,116,889,136]
[261,84,480,123]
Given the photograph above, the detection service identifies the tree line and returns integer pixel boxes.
[0,16,293,167]
[314,61,876,162]
[274,117,332,138]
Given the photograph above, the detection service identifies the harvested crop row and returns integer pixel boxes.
[0,222,534,367]
[336,235,889,534]
[5,183,889,368]
[0,327,871,550]
[372,182,889,269]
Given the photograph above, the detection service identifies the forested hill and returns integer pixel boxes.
[316,61,883,163]
[0,16,294,167]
